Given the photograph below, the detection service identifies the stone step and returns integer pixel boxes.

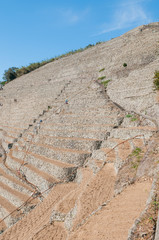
[32,135,102,151]
[0,182,30,204]
[63,106,121,115]
[91,147,117,163]
[0,129,23,140]
[67,101,108,109]
[0,164,34,193]
[14,141,91,166]
[0,187,23,209]
[41,123,114,134]
[0,125,25,132]
[110,127,156,139]
[6,152,58,192]
[0,196,32,230]
[0,196,17,226]
[46,110,121,119]
[62,92,105,101]
[39,127,109,140]
[11,149,77,181]
[90,127,153,171]
[44,115,119,125]
[3,135,18,146]
[0,166,39,220]
[108,79,153,91]
[0,167,34,197]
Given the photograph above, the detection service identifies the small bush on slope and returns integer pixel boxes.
[154,71,159,90]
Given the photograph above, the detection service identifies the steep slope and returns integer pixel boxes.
[0,22,159,239]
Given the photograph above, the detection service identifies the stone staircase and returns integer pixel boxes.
[0,78,126,232]
[0,77,156,235]
[0,23,159,239]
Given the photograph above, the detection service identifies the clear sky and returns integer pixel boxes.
[0,0,158,81]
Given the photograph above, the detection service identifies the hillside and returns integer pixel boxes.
[0,22,159,240]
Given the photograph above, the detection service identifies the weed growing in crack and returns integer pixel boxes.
[125,114,139,122]
[101,79,111,87]
[131,147,142,157]
[129,147,143,169]
[126,114,133,118]
[99,68,105,72]
[153,200,159,209]
[131,161,140,169]
[98,76,106,80]
[131,117,138,122]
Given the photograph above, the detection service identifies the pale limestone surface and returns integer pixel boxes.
[0,23,159,239]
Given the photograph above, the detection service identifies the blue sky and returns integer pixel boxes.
[0,0,158,81]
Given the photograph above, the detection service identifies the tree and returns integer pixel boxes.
[3,67,18,82]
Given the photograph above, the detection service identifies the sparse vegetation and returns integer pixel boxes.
[131,161,140,169]
[0,81,6,86]
[153,71,159,90]
[153,200,159,209]
[131,147,142,156]
[126,114,133,118]
[96,41,102,45]
[125,114,139,122]
[123,63,127,67]
[132,191,159,239]
[1,41,103,84]
[131,117,138,122]
[129,147,143,169]
[132,147,142,160]
[101,79,111,87]
[98,76,106,80]
[99,68,105,72]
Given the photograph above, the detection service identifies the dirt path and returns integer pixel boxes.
[68,180,152,240]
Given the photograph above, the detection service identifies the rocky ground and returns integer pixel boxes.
[0,22,159,239]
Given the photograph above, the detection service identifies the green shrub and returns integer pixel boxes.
[27,62,41,72]
[85,44,94,49]
[2,41,104,84]
[123,63,127,67]
[96,41,102,45]
[153,71,159,90]
[2,67,18,82]
[16,67,29,77]
[0,81,6,86]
